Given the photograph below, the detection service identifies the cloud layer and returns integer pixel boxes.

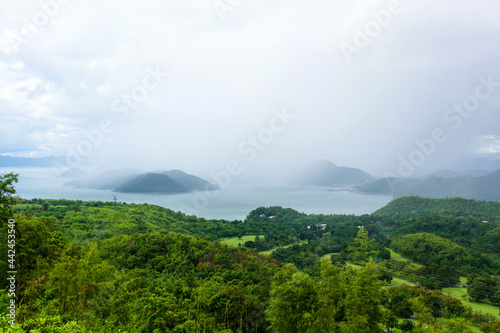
[1,0,500,176]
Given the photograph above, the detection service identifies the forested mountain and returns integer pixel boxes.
[374,196,500,218]
[422,169,463,179]
[157,169,214,190]
[114,173,189,193]
[296,159,376,186]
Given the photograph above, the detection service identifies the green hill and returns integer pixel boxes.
[114,173,188,194]
[372,197,500,270]
[373,196,500,218]
[391,233,491,274]
[160,169,218,191]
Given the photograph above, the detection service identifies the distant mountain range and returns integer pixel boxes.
[352,177,419,194]
[395,169,500,201]
[355,169,500,201]
[296,160,376,186]
[459,157,500,172]
[65,169,217,194]
[422,169,489,179]
[4,155,500,200]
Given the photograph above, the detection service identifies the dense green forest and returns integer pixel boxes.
[1,173,500,332]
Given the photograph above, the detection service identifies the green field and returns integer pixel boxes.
[385,318,482,333]
[219,235,306,255]
[389,248,424,268]
[345,261,362,270]
[260,241,307,255]
[443,287,499,318]
[219,235,263,247]
[13,203,43,210]
[390,277,416,287]
[390,250,500,319]
[220,242,500,321]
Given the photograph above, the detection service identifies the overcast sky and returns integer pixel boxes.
[1,0,500,177]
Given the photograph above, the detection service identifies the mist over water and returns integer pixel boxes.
[7,167,392,220]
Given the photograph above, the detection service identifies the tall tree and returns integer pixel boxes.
[347,227,376,264]
[265,264,317,333]
[0,173,18,222]
[340,261,382,332]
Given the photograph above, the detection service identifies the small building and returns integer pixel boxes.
[307,224,327,230]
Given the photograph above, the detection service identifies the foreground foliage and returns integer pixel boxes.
[1,175,500,332]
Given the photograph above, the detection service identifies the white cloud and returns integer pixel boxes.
[476,135,500,154]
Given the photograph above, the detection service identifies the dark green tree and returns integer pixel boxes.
[265,264,317,333]
[347,227,376,264]
[0,173,19,222]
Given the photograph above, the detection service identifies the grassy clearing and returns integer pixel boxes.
[219,236,305,254]
[391,250,499,319]
[13,203,43,210]
[389,248,423,268]
[443,287,499,318]
[384,318,482,333]
[219,235,263,247]
[345,261,362,270]
[390,277,416,287]
[260,241,307,255]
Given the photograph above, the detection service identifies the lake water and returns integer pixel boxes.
[3,167,393,221]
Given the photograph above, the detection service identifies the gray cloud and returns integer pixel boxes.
[1,0,499,176]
